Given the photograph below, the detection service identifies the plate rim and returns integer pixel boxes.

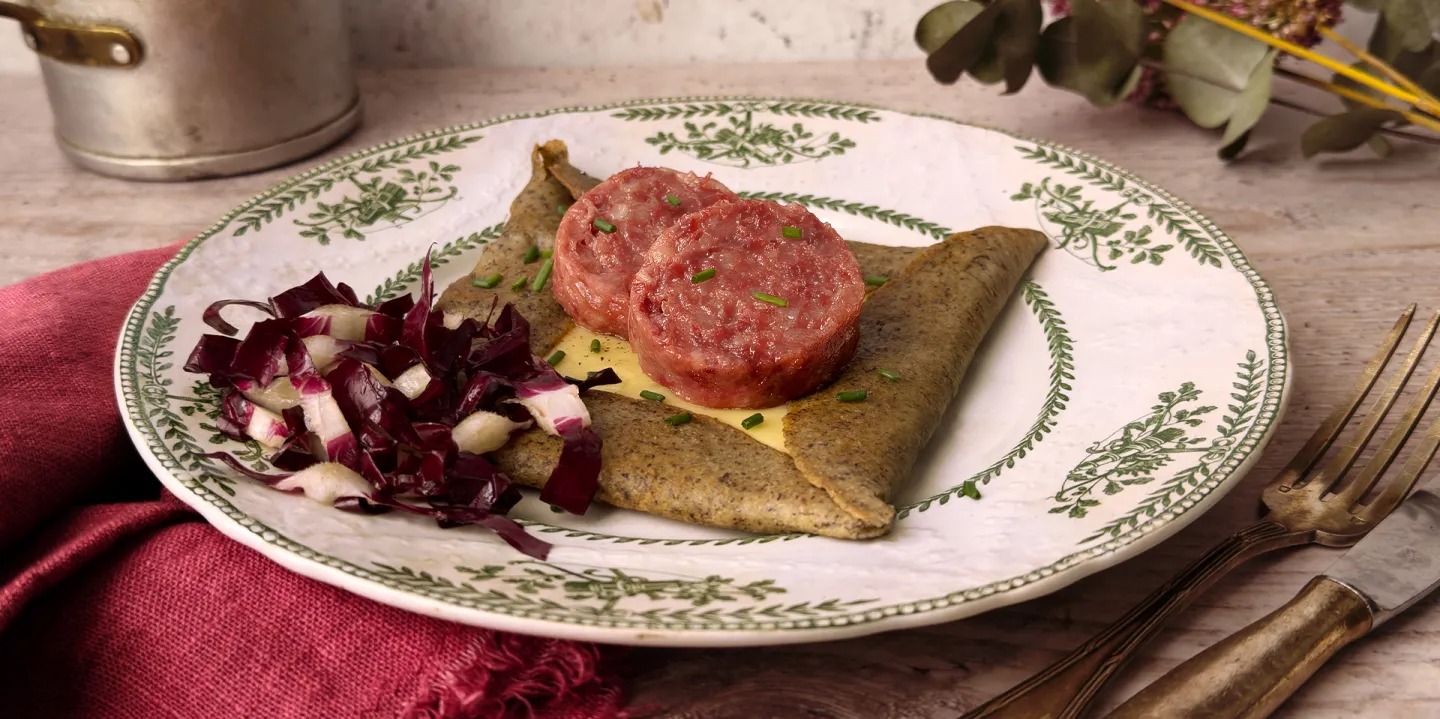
[114,95,1291,646]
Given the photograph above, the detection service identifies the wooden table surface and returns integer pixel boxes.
[4,62,1439,718]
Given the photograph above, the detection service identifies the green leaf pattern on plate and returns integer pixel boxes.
[1066,350,1267,544]
[137,306,238,495]
[294,160,464,245]
[365,225,503,304]
[643,112,856,167]
[1012,178,1172,269]
[1014,144,1226,269]
[614,101,876,167]
[231,134,481,238]
[738,191,954,241]
[370,561,877,626]
[611,101,883,123]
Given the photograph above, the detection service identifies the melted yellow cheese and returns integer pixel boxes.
[547,325,790,453]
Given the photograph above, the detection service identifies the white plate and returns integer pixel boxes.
[116,97,1289,647]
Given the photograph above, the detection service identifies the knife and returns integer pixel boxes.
[1107,487,1440,719]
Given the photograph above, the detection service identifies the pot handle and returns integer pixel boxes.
[0,1,141,67]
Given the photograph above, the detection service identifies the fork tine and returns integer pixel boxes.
[1358,411,1440,523]
[1275,304,1416,489]
[1302,308,1436,495]
[1331,311,1440,507]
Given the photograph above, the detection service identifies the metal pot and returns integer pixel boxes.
[1,0,360,180]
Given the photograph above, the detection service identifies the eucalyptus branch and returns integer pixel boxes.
[1163,0,1440,118]
[915,0,1440,159]
[1138,58,1440,147]
[1269,97,1440,146]
[1275,66,1440,133]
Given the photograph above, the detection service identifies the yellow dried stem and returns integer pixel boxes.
[1276,67,1440,134]
[1319,27,1432,103]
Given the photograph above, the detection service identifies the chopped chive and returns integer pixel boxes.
[665,193,682,207]
[865,274,890,287]
[523,246,540,264]
[877,368,902,382]
[472,273,503,289]
[531,257,554,292]
[590,338,602,353]
[639,389,666,402]
[541,249,553,258]
[781,225,803,239]
[546,350,566,366]
[555,203,570,216]
[837,389,869,403]
[691,268,717,284]
[753,292,788,307]
[511,276,528,291]
[741,413,764,430]
[593,217,617,233]
[664,412,692,426]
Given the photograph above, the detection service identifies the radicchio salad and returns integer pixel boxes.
[183,251,615,559]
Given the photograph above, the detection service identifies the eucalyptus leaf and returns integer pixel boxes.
[924,0,1041,93]
[915,0,987,53]
[971,48,1007,84]
[1164,15,1272,129]
[1115,61,1145,100]
[1395,43,1440,95]
[1074,0,1146,63]
[1301,108,1405,157]
[926,1,1001,84]
[1221,49,1277,148]
[1367,14,1405,61]
[1218,131,1250,161]
[994,0,1044,94]
[1037,14,1144,105]
[1037,18,1081,84]
[1368,134,1395,157]
[1382,0,1440,54]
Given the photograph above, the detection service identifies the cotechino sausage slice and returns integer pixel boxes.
[627,199,864,409]
[552,167,736,337]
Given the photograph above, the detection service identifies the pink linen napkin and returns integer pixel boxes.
[0,245,627,718]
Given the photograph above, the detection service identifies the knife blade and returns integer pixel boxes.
[1324,487,1440,626]
[1108,487,1440,719]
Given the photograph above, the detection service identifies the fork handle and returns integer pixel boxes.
[1107,576,1374,719]
[962,520,1306,719]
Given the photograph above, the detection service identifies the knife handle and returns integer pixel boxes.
[961,520,1305,719]
[1107,576,1374,719]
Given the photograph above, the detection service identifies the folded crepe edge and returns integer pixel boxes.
[437,143,577,352]
[784,226,1050,528]
[493,393,887,539]
[540,140,602,197]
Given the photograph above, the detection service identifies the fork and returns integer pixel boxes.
[963,305,1440,719]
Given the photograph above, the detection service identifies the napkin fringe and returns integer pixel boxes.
[404,632,625,718]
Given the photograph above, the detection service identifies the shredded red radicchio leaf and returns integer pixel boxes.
[183,250,619,559]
